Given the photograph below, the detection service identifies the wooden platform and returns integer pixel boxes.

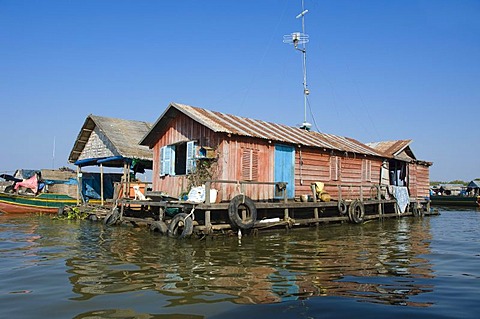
[114,195,433,237]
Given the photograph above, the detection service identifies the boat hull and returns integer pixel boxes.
[430,195,480,207]
[0,192,78,214]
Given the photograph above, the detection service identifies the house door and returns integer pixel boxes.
[274,144,295,199]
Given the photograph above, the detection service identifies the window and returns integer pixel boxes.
[362,159,372,182]
[160,141,196,176]
[241,148,258,181]
[330,156,341,181]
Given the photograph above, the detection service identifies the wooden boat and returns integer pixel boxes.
[0,192,78,214]
[0,168,113,214]
[430,194,480,207]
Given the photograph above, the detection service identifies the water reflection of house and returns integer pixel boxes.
[65,217,434,307]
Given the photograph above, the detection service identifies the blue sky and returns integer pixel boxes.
[1,0,479,182]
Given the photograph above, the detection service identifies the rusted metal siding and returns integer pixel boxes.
[294,147,383,200]
[146,103,431,203]
[151,113,275,200]
[215,137,274,201]
[408,163,430,199]
[152,113,221,197]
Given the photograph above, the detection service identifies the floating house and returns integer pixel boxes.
[140,102,431,204]
[68,114,153,203]
[366,140,431,200]
[65,101,437,237]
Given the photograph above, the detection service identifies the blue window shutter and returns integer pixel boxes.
[168,145,176,176]
[160,145,176,176]
[160,146,166,176]
[186,141,196,174]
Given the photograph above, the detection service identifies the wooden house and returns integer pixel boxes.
[68,114,153,203]
[366,140,432,200]
[139,102,432,204]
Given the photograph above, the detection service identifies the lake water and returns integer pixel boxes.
[1,207,479,319]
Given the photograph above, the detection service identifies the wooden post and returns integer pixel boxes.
[205,181,211,205]
[283,184,289,224]
[205,210,212,232]
[159,207,165,221]
[122,163,127,199]
[120,201,125,221]
[100,163,104,206]
[311,184,317,202]
[127,162,131,196]
[377,185,383,216]
[76,166,81,205]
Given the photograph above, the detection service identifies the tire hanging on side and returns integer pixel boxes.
[348,200,365,224]
[104,207,120,226]
[228,195,257,230]
[337,199,348,215]
[167,213,193,239]
[150,220,168,235]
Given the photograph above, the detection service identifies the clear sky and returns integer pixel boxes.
[1,0,479,182]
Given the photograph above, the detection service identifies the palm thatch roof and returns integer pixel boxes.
[68,114,153,168]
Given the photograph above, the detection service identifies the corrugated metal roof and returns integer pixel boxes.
[366,140,412,158]
[142,102,383,157]
[69,115,153,164]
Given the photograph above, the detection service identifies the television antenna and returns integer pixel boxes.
[283,0,311,130]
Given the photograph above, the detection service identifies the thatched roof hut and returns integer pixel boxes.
[68,114,153,170]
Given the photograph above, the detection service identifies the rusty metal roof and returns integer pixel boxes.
[366,140,413,158]
[367,140,433,165]
[69,115,153,164]
[141,102,383,157]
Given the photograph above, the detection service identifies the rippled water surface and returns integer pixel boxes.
[1,208,479,318]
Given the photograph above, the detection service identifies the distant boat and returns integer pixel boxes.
[429,194,480,207]
[430,180,480,207]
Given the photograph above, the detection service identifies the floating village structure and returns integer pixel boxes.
[1,107,434,233]
[140,102,432,204]
[82,101,433,237]
[68,114,153,205]
[1,2,436,234]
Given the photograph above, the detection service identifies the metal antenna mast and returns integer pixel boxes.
[283,0,311,130]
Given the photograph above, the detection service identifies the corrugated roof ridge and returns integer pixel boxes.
[175,103,384,156]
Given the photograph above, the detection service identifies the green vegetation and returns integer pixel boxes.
[54,206,90,220]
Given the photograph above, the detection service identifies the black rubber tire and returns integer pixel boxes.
[167,213,193,239]
[348,200,365,224]
[337,199,348,215]
[228,195,257,230]
[104,207,120,226]
[150,220,168,235]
